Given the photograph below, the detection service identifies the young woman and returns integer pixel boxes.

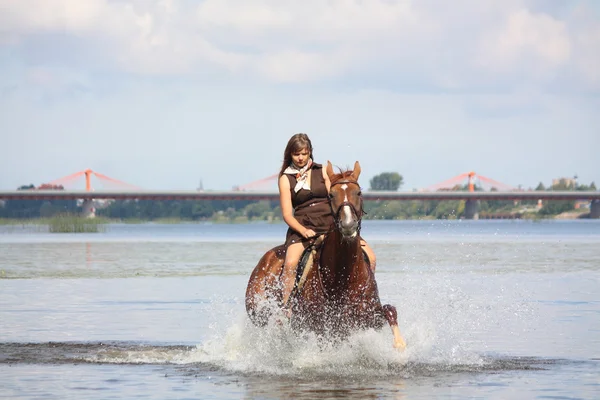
[278,133,377,310]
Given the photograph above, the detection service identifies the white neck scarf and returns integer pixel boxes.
[284,158,313,193]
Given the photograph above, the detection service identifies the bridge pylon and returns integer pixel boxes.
[81,199,96,218]
[591,200,600,219]
[464,199,479,220]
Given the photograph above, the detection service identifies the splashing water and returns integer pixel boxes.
[186,310,490,378]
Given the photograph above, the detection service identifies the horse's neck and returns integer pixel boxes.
[321,231,367,280]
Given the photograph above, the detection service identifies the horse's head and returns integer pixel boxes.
[326,161,364,239]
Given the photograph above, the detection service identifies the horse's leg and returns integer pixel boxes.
[381,304,406,350]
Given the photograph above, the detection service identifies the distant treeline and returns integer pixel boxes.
[1,178,596,221]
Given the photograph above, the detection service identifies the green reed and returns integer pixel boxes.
[48,214,107,233]
[0,218,28,226]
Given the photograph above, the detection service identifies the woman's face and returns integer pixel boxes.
[291,147,310,168]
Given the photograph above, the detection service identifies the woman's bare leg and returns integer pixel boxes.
[281,242,306,308]
[361,239,377,272]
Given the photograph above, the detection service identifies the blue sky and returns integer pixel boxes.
[0,0,598,191]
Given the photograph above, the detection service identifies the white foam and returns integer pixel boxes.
[182,309,490,377]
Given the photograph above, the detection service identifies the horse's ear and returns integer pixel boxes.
[326,160,335,180]
[351,161,361,181]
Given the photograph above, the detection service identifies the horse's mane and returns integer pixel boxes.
[329,169,357,185]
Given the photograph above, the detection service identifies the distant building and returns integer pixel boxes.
[552,177,577,188]
[37,184,65,190]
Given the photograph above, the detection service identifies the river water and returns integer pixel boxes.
[1,220,599,399]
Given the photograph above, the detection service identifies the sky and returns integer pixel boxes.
[0,0,599,192]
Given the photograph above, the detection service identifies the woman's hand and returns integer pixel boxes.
[302,228,316,239]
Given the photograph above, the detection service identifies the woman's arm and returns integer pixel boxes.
[279,175,314,238]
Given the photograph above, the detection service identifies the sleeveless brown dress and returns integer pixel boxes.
[284,163,334,247]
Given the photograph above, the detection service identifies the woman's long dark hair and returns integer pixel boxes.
[279,133,314,176]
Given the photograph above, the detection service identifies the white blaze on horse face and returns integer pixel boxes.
[340,184,348,201]
[338,183,357,237]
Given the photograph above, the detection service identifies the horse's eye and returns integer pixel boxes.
[358,191,362,196]
[328,193,334,199]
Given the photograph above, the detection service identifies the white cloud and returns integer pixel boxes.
[568,4,600,88]
[0,0,598,89]
[0,0,104,33]
[196,0,422,41]
[476,8,570,79]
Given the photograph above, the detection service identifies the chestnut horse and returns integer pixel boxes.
[245,161,406,349]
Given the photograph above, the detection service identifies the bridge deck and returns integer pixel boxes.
[0,190,598,201]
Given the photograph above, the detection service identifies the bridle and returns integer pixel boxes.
[328,179,366,237]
